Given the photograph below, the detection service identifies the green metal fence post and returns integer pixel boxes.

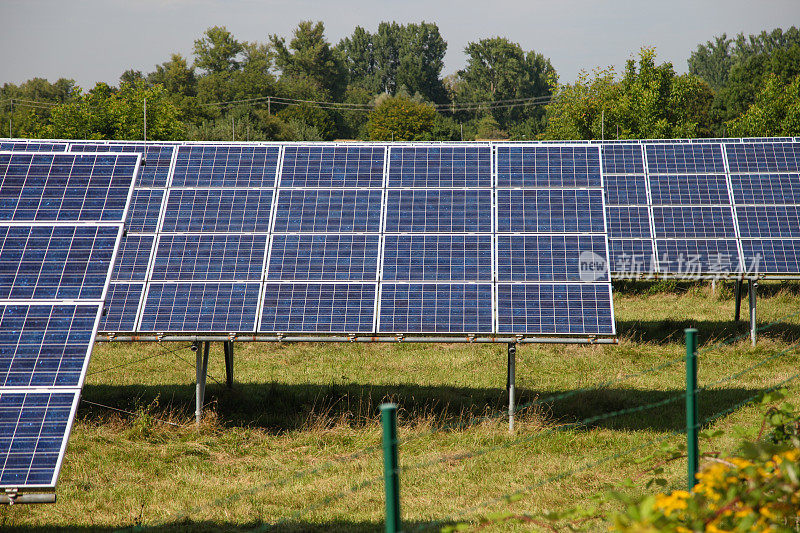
[381,403,401,533]
[685,328,699,491]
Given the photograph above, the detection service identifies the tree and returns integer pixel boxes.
[726,73,800,137]
[0,77,78,137]
[148,54,197,97]
[193,26,243,73]
[367,95,435,140]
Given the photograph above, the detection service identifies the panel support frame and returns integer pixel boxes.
[507,342,516,433]
[195,341,209,425]
[223,341,234,389]
[748,279,757,347]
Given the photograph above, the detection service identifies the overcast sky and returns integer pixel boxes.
[2,0,798,89]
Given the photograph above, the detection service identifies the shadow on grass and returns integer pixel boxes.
[79,380,761,435]
[0,519,427,532]
[616,318,800,345]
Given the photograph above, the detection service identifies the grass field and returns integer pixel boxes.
[2,281,800,532]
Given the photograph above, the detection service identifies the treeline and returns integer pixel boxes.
[1,22,798,141]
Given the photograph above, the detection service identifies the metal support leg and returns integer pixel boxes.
[734,279,743,321]
[195,341,209,425]
[223,341,234,389]
[507,343,516,433]
[749,280,757,347]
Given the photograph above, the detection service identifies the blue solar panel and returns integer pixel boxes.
[737,206,800,237]
[386,190,491,233]
[604,175,648,205]
[273,190,382,233]
[730,174,800,204]
[151,235,267,281]
[645,144,725,174]
[267,235,379,281]
[0,391,77,487]
[261,283,376,332]
[649,174,730,205]
[282,146,384,188]
[382,235,492,281]
[655,239,741,274]
[608,239,656,275]
[111,235,154,281]
[99,283,143,331]
[68,143,174,187]
[0,225,120,300]
[139,283,260,331]
[497,189,605,233]
[652,206,735,238]
[389,146,490,187]
[0,153,137,222]
[125,189,163,233]
[162,190,272,233]
[378,283,492,333]
[0,304,99,387]
[172,145,280,187]
[0,142,68,152]
[726,143,800,173]
[741,239,800,274]
[601,145,644,174]
[496,146,601,187]
[496,283,614,335]
[497,235,609,282]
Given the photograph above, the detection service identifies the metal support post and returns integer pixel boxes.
[380,404,401,533]
[195,341,209,425]
[685,328,699,491]
[734,279,743,321]
[507,343,516,433]
[749,279,757,347]
[223,341,234,389]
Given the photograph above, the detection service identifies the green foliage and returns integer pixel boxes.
[277,104,335,140]
[367,95,436,140]
[725,73,800,137]
[193,25,243,73]
[475,114,507,139]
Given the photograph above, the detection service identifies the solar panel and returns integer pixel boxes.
[261,283,376,332]
[173,145,280,187]
[0,225,121,300]
[0,390,78,487]
[273,190,382,233]
[99,283,143,331]
[389,146,489,188]
[736,206,800,237]
[267,234,379,281]
[383,235,492,281]
[645,144,725,174]
[151,234,267,281]
[162,189,272,233]
[601,145,645,174]
[741,239,800,274]
[726,142,800,173]
[0,153,138,222]
[385,189,492,233]
[649,174,730,205]
[378,283,493,333]
[608,239,656,275]
[283,146,384,188]
[68,143,174,187]
[652,206,735,238]
[496,146,601,187]
[111,234,154,281]
[0,142,68,152]
[606,206,651,238]
[139,282,260,331]
[496,283,615,335]
[655,239,741,275]
[497,235,609,282]
[603,175,648,205]
[730,174,800,204]
[496,189,605,233]
[125,189,163,233]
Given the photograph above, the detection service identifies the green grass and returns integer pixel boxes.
[2,281,800,532]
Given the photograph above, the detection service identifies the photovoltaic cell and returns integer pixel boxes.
[645,144,725,174]
[496,235,609,282]
[385,189,492,233]
[99,283,143,332]
[496,146,601,187]
[497,190,605,234]
[273,190,382,233]
[726,142,800,173]
[261,283,376,332]
[0,153,137,222]
[0,142,68,152]
[0,390,77,487]
[601,145,644,174]
[737,206,800,237]
[125,189,163,233]
[267,235,379,281]
[741,239,800,274]
[603,175,648,205]
[282,146,384,188]
[0,225,120,300]
[139,282,260,331]
[382,235,492,281]
[378,283,492,333]
[652,206,735,238]
[496,283,614,335]
[655,239,741,275]
[151,234,267,281]
[162,189,272,233]
[730,174,800,204]
[111,235,154,281]
[649,174,730,205]
[172,145,280,188]
[68,143,174,187]
[388,146,490,188]
[0,304,99,387]
[608,239,656,275]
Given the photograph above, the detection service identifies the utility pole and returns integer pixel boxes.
[143,98,147,161]
[267,96,271,116]
[8,99,12,138]
[232,116,235,141]
[601,109,604,140]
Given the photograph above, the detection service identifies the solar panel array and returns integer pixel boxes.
[0,145,136,490]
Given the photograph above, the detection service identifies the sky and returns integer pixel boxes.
[1,0,799,89]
